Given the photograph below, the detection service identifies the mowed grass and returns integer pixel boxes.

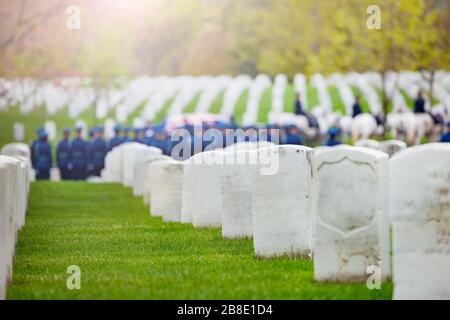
[7,182,392,300]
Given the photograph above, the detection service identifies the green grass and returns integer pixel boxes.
[233,89,249,125]
[7,182,393,300]
[283,84,297,113]
[124,99,149,127]
[257,87,273,123]
[399,89,413,109]
[209,90,225,114]
[306,85,319,111]
[153,96,177,124]
[182,92,202,114]
[328,86,346,115]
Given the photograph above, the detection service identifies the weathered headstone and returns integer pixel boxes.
[379,140,406,157]
[143,155,171,205]
[132,149,164,197]
[0,156,21,300]
[121,142,148,187]
[0,160,12,300]
[101,146,122,183]
[313,146,390,282]
[149,159,176,218]
[252,145,314,257]
[191,150,224,227]
[181,158,195,223]
[221,148,258,239]
[354,139,380,150]
[160,160,184,222]
[390,143,450,299]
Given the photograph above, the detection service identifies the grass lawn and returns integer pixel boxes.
[7,182,393,300]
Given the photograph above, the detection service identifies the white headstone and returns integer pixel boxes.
[0,156,22,300]
[149,159,178,218]
[13,122,25,142]
[44,120,57,141]
[101,146,122,183]
[252,145,314,257]
[132,149,164,197]
[159,160,184,222]
[121,142,148,187]
[354,139,380,150]
[191,150,224,228]
[221,148,258,239]
[104,118,116,139]
[143,155,171,205]
[181,157,195,223]
[379,140,407,157]
[313,146,390,282]
[390,143,450,299]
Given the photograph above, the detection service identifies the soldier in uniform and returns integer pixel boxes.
[92,126,107,176]
[414,91,426,114]
[352,95,363,118]
[86,127,96,177]
[325,127,342,147]
[440,121,450,143]
[56,128,72,180]
[122,127,131,143]
[108,125,123,151]
[283,124,303,145]
[71,126,88,180]
[31,128,52,180]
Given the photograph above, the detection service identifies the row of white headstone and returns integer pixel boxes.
[0,143,32,300]
[104,139,450,299]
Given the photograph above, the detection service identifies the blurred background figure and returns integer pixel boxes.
[440,121,450,143]
[71,127,88,180]
[122,127,131,143]
[91,126,107,176]
[414,91,426,114]
[282,125,303,145]
[325,127,341,147]
[31,128,52,180]
[352,96,362,118]
[294,93,305,116]
[56,128,72,180]
[108,125,122,151]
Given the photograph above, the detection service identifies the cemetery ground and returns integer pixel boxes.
[7,181,392,300]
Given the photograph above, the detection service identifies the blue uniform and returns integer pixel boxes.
[326,138,341,147]
[295,99,304,115]
[108,136,122,151]
[352,103,362,118]
[56,139,72,180]
[86,138,95,177]
[414,98,426,113]
[71,137,88,180]
[440,132,450,143]
[284,133,303,145]
[92,137,107,176]
[32,139,52,180]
